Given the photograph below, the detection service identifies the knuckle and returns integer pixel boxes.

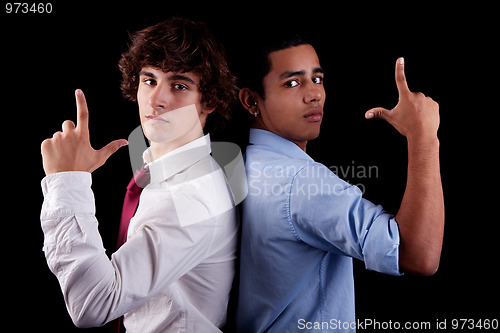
[409,92,426,104]
[62,120,75,129]
[52,131,62,139]
[430,99,439,110]
[41,138,51,151]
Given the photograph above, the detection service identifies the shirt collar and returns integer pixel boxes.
[248,128,313,162]
[143,134,212,183]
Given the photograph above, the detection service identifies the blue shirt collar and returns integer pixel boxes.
[248,128,313,162]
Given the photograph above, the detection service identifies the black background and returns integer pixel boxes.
[2,1,498,331]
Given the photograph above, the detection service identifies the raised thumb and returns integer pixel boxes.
[98,139,128,161]
[365,107,390,120]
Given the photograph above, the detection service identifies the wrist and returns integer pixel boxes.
[406,132,439,148]
[406,135,440,162]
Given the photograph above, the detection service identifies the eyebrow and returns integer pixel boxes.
[279,67,324,80]
[139,70,156,78]
[138,71,197,85]
[167,73,196,85]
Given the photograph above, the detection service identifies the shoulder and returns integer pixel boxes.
[291,162,361,195]
[171,162,235,227]
[245,147,312,177]
[138,157,235,229]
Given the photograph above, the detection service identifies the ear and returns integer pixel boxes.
[239,88,259,116]
[200,103,216,115]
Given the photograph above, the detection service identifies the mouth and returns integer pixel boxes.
[303,108,323,122]
[145,114,169,123]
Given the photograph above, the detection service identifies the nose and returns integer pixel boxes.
[304,82,324,104]
[148,83,169,113]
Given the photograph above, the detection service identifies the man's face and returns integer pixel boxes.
[137,67,209,145]
[257,44,325,150]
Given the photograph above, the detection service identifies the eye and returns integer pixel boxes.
[143,78,156,86]
[173,83,188,91]
[284,79,299,88]
[312,76,323,84]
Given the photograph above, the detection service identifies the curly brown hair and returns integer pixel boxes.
[118,17,238,135]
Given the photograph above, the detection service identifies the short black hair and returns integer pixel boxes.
[234,32,311,99]
[224,30,316,149]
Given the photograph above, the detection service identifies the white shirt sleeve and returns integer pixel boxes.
[40,171,232,328]
[41,171,117,327]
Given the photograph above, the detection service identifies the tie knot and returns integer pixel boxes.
[127,164,150,192]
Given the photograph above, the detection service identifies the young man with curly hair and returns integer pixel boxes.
[40,18,239,332]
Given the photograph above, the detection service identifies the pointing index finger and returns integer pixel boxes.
[75,89,89,134]
[395,57,410,96]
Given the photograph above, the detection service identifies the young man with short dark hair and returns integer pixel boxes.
[236,36,444,332]
[40,18,239,332]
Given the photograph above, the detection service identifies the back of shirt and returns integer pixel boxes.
[237,129,401,333]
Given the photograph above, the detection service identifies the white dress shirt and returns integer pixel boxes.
[40,134,238,332]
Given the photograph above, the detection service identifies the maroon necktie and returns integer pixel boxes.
[117,164,150,249]
[109,165,150,332]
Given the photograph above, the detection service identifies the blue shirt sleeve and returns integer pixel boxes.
[287,162,402,276]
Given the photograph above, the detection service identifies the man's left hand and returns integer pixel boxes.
[41,89,128,175]
[365,57,440,143]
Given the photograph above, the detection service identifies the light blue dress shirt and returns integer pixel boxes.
[237,129,402,333]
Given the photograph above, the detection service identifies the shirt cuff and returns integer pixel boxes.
[41,171,95,217]
[363,216,403,276]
